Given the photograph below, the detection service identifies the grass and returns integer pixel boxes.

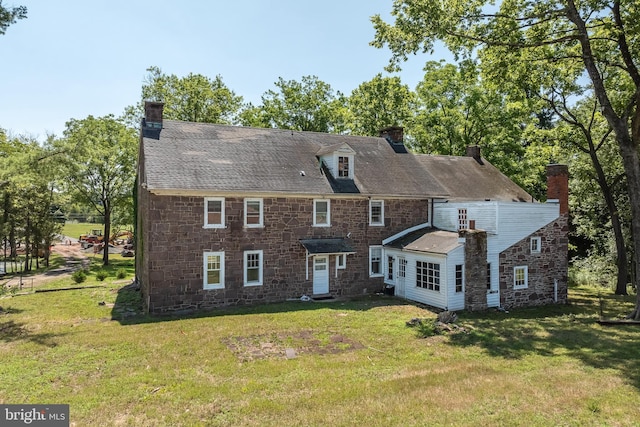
[61,222,104,240]
[1,282,640,426]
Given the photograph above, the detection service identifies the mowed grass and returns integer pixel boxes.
[1,281,640,426]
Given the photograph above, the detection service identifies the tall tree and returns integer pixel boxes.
[347,73,415,137]
[411,60,531,181]
[56,115,137,266]
[372,0,640,318]
[0,1,26,35]
[239,75,347,133]
[126,66,243,125]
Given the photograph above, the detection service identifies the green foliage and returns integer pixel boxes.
[0,2,27,35]
[139,66,243,124]
[347,73,415,136]
[95,270,108,281]
[116,268,127,280]
[239,75,347,133]
[71,269,87,284]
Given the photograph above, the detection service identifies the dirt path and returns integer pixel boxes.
[6,239,91,289]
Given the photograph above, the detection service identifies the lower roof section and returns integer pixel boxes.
[384,227,462,254]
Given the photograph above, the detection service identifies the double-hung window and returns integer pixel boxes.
[370,200,384,226]
[338,156,350,177]
[244,250,263,286]
[458,208,468,230]
[204,197,225,228]
[530,237,541,254]
[369,246,383,277]
[314,199,330,226]
[203,252,224,290]
[245,198,263,228]
[514,266,528,289]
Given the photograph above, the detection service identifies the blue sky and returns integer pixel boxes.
[1,1,450,139]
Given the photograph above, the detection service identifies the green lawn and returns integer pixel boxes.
[1,281,640,426]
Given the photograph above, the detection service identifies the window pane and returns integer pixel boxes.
[246,201,261,225]
[247,268,259,282]
[207,270,220,285]
[208,200,222,225]
[338,156,349,177]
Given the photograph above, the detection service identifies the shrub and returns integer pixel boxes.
[116,268,127,280]
[95,270,108,281]
[72,270,87,284]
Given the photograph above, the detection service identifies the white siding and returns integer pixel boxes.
[493,202,559,253]
[486,254,500,307]
[445,246,465,311]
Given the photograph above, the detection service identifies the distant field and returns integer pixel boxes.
[1,283,640,426]
[61,222,103,241]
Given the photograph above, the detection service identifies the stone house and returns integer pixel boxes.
[136,102,568,314]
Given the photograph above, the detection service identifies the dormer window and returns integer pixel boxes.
[338,156,350,177]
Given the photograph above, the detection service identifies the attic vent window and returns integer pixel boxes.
[338,156,350,177]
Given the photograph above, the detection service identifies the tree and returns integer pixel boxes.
[0,1,26,35]
[126,66,243,125]
[372,0,640,318]
[410,60,531,181]
[239,76,348,133]
[56,115,137,266]
[346,73,415,137]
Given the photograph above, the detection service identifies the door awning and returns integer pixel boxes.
[300,238,356,255]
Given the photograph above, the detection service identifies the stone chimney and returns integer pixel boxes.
[546,164,569,215]
[459,228,488,311]
[142,101,164,139]
[466,145,483,164]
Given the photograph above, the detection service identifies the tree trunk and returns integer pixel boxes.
[103,202,110,266]
[587,146,629,295]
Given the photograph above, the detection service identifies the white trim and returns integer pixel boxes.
[203,251,225,290]
[244,250,263,286]
[369,200,385,226]
[313,199,331,227]
[335,254,346,277]
[369,245,383,277]
[244,198,264,228]
[514,265,528,289]
[203,197,225,228]
[530,237,541,254]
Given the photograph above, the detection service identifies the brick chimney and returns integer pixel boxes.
[379,126,407,153]
[466,145,483,164]
[546,164,569,215]
[142,101,164,139]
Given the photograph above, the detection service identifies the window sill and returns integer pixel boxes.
[244,282,263,287]
[203,285,224,290]
[203,225,225,229]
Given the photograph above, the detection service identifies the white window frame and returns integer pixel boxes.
[416,261,440,291]
[455,264,464,293]
[369,246,383,277]
[204,197,225,228]
[203,251,225,290]
[313,199,331,227]
[336,154,354,179]
[458,208,468,230]
[244,198,264,228]
[530,237,541,254]
[514,265,528,289]
[369,200,385,226]
[336,254,346,270]
[244,250,263,287]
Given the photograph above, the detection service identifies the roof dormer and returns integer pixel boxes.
[317,143,356,180]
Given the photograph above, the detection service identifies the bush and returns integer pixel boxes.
[95,270,108,281]
[116,268,127,280]
[72,270,87,284]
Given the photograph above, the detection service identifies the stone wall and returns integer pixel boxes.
[461,228,488,311]
[499,214,569,308]
[138,193,430,313]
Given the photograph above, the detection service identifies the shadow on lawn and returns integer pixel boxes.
[110,283,420,326]
[447,290,640,390]
[0,308,65,347]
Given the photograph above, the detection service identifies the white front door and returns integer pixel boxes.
[313,255,329,294]
[396,257,407,298]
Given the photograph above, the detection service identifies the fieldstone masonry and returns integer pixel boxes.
[460,228,488,311]
[137,190,430,314]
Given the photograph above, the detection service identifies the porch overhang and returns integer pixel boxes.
[299,238,356,255]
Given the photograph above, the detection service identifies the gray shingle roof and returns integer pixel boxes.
[385,227,462,254]
[140,120,532,202]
